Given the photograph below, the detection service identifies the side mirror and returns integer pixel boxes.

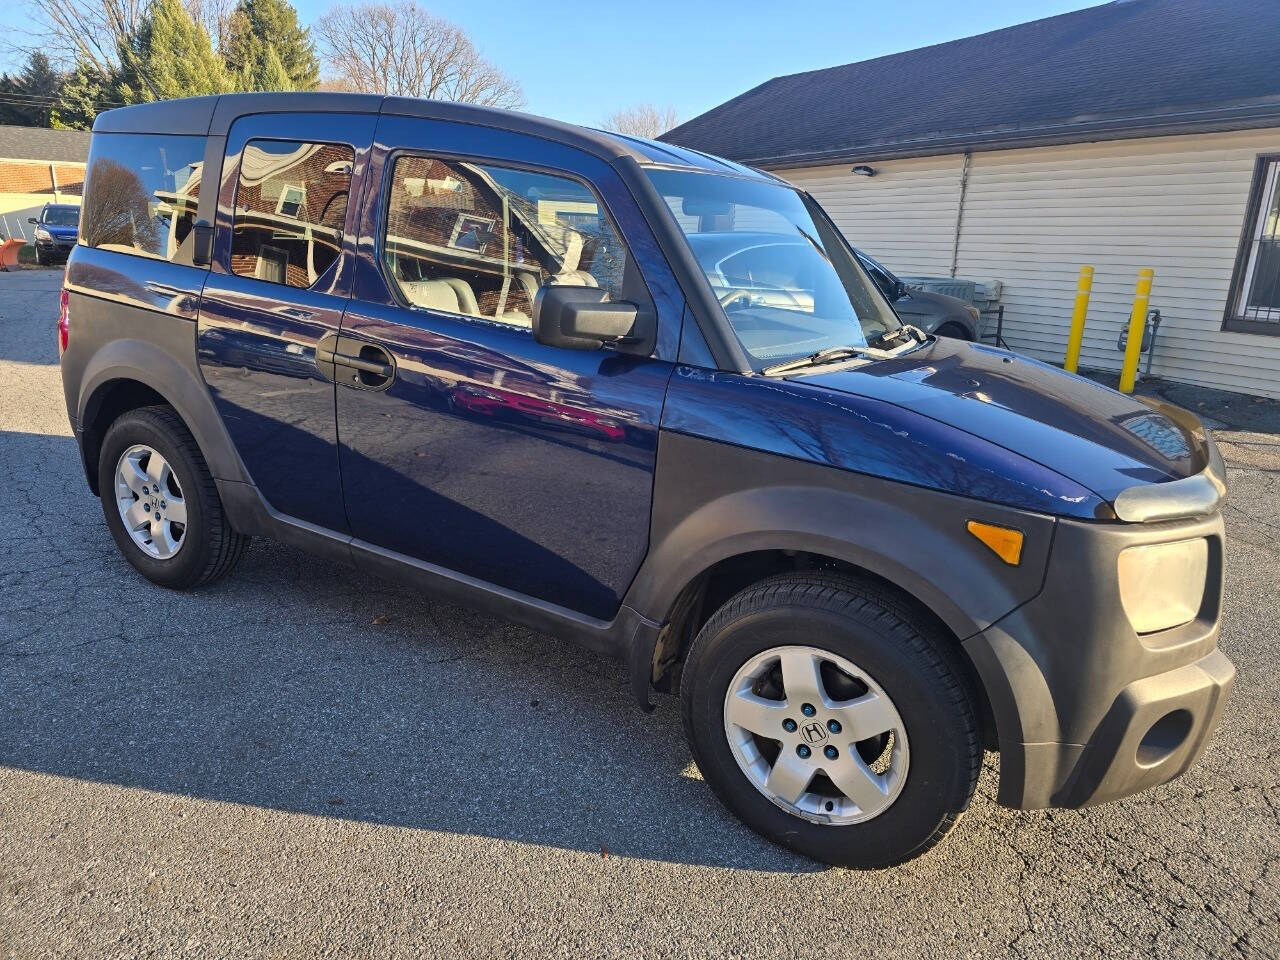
[894,280,907,301]
[532,285,639,351]
[191,219,214,267]
[27,217,38,225]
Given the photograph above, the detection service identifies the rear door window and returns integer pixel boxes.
[231,139,355,289]
[80,133,205,261]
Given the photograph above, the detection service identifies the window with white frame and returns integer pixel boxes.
[1228,155,1280,332]
[276,183,305,218]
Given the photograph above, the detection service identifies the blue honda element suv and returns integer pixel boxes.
[58,93,1234,868]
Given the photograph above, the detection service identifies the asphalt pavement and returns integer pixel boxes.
[1,268,1278,959]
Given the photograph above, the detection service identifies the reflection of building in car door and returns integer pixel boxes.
[338,145,673,618]
[196,114,376,532]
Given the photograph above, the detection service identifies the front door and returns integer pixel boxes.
[335,116,683,620]
[197,112,376,530]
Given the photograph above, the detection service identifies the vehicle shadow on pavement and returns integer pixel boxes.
[0,274,64,366]
[0,428,821,872]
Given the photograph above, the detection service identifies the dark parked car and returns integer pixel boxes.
[855,248,982,340]
[29,203,80,266]
[60,94,1233,869]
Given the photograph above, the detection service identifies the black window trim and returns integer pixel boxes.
[1223,152,1280,336]
[374,147,655,334]
[229,135,356,292]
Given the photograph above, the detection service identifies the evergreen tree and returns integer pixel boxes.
[228,29,295,92]
[0,73,23,126]
[116,0,235,103]
[250,44,294,92]
[49,62,111,131]
[224,0,318,90]
[0,52,66,127]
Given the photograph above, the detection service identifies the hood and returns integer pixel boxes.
[800,338,1208,503]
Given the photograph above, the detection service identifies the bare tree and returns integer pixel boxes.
[601,103,679,139]
[184,0,235,50]
[315,0,522,108]
[18,0,148,75]
[80,157,157,250]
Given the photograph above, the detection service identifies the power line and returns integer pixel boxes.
[0,90,129,106]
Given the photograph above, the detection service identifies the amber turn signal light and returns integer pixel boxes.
[966,520,1024,566]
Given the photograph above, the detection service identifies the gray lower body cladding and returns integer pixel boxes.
[636,432,1233,811]
[965,510,1231,809]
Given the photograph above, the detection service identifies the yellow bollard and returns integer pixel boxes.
[1064,265,1094,373]
[1118,268,1154,394]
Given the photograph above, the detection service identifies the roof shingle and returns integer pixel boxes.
[0,124,90,164]
[662,0,1280,166]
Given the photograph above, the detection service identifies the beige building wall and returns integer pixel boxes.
[780,128,1280,399]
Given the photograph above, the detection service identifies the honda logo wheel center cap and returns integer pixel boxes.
[802,722,828,744]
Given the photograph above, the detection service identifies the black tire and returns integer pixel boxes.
[98,405,248,589]
[680,572,982,869]
[35,248,48,267]
[935,321,972,341]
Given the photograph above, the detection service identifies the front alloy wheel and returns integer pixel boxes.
[681,572,982,868]
[724,645,909,824]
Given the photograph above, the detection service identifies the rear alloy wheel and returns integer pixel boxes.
[681,572,982,868]
[114,444,188,559]
[98,406,247,589]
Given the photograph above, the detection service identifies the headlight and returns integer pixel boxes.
[35,227,52,241]
[966,304,981,322]
[1117,537,1208,633]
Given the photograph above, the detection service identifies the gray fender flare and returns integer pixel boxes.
[77,336,251,489]
[622,477,1056,715]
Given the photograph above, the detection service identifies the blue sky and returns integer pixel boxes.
[6,0,1101,126]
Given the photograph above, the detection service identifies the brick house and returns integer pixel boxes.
[0,124,90,240]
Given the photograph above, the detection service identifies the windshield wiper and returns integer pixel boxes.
[762,330,925,376]
[763,346,867,375]
[866,324,928,349]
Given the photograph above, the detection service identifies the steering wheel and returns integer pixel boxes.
[719,289,755,309]
[719,286,804,310]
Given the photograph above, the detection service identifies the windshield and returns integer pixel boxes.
[646,169,899,368]
[42,206,80,227]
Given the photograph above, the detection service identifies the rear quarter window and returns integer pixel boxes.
[80,132,205,262]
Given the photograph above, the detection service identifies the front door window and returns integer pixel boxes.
[381,155,631,327]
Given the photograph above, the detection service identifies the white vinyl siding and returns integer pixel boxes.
[788,154,964,277]
[780,128,1280,399]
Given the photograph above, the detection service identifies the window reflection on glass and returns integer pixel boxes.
[231,140,354,289]
[80,133,204,261]
[648,168,899,367]
[381,155,628,327]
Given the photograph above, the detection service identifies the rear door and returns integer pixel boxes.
[335,115,684,620]
[197,112,376,531]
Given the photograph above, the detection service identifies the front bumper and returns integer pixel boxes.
[964,507,1234,809]
[35,237,75,258]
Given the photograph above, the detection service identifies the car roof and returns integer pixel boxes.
[92,93,781,183]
